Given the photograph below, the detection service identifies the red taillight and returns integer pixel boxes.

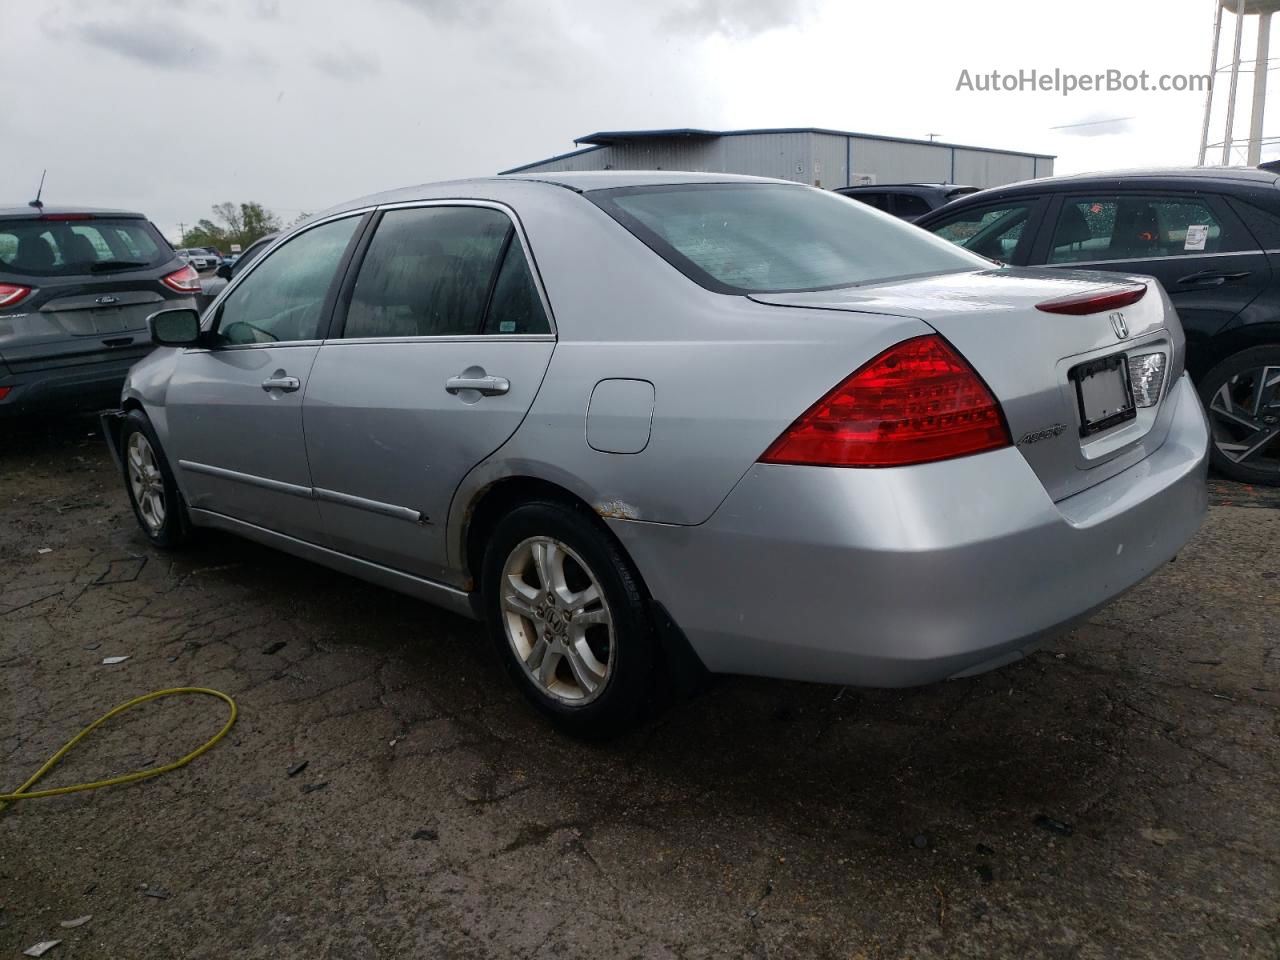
[0,283,32,308]
[760,335,1011,468]
[39,213,94,221]
[1035,283,1146,315]
[161,264,201,293]
[0,387,11,400]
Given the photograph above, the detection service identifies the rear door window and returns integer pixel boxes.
[0,218,170,277]
[342,205,548,338]
[848,192,888,210]
[1048,196,1246,264]
[891,194,932,218]
[482,236,551,335]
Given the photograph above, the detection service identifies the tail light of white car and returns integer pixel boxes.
[760,334,1011,468]
[160,264,202,294]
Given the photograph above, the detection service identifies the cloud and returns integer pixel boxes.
[312,48,381,81]
[663,0,819,38]
[1051,115,1137,138]
[394,0,504,25]
[66,19,221,70]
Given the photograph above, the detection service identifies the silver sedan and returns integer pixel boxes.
[103,172,1209,736]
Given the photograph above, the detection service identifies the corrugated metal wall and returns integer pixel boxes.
[849,137,953,184]
[513,133,1052,189]
[951,149,1042,186]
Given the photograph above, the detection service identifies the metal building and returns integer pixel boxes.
[500,128,1054,189]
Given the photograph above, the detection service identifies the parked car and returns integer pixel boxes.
[198,232,278,307]
[101,172,1208,735]
[176,248,217,270]
[836,183,979,221]
[917,166,1280,484]
[0,206,199,417]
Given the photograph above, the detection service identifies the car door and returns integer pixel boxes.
[1034,192,1272,362]
[923,197,1047,264]
[302,202,556,583]
[163,213,365,541]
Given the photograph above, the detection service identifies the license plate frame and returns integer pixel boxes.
[1070,353,1136,438]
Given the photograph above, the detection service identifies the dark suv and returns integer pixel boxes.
[0,206,199,417]
[917,167,1280,484]
[836,183,979,222]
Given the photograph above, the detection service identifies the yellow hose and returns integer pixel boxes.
[0,687,237,815]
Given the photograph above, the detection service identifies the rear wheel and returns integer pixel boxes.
[121,410,191,548]
[482,501,654,738]
[1199,346,1280,486]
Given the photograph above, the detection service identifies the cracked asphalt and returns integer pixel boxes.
[2,416,1278,959]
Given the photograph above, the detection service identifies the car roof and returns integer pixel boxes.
[839,183,973,191]
[0,205,147,220]
[961,166,1280,200]
[500,170,787,190]
[331,171,795,210]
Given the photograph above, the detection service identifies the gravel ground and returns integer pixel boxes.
[1,416,1277,959]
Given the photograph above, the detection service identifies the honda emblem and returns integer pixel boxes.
[1109,311,1129,339]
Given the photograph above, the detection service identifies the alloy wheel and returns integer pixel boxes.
[126,431,167,534]
[1208,365,1280,474]
[500,536,614,705]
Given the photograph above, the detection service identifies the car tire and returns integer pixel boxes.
[482,500,655,739]
[120,409,192,548]
[1198,345,1280,486]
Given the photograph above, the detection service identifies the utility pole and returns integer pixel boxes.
[177,222,187,246]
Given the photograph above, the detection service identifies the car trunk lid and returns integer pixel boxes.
[750,267,1185,502]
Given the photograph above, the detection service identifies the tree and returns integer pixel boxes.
[183,202,282,253]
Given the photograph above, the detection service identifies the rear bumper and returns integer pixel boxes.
[0,352,145,418]
[609,374,1210,688]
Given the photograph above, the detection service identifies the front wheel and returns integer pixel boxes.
[120,410,191,548]
[482,501,655,738]
[1199,346,1280,486]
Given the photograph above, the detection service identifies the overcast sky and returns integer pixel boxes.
[7,0,1270,242]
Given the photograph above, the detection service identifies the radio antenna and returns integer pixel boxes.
[29,169,47,210]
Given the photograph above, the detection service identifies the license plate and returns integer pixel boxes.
[1070,353,1136,437]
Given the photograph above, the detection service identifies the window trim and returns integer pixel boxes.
[326,198,558,343]
[195,208,375,351]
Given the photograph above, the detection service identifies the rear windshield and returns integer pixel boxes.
[0,217,171,278]
[590,183,990,294]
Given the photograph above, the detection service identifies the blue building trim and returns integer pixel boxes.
[572,127,1054,161]
[498,144,606,175]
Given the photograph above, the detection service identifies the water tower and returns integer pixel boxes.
[1200,0,1280,165]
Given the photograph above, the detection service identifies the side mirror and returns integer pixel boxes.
[148,307,203,347]
[215,263,232,280]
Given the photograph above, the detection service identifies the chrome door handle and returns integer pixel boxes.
[445,375,510,396]
[261,376,300,392]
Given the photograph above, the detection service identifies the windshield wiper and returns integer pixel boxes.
[89,260,148,273]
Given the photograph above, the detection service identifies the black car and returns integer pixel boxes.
[836,183,979,222]
[0,206,199,417]
[918,167,1280,485]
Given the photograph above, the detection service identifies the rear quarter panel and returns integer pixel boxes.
[445,184,931,562]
